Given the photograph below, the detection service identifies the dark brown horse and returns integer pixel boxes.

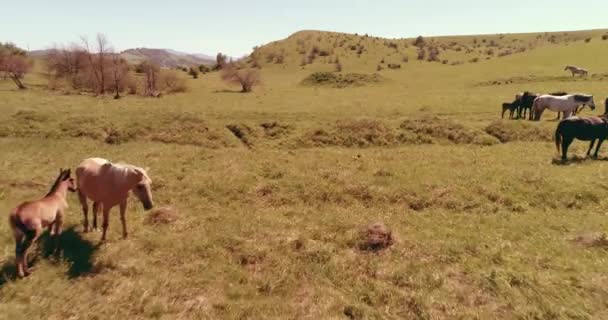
[555,116,608,161]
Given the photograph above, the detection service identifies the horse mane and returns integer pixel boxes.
[550,91,568,96]
[46,170,68,197]
[574,94,591,103]
[114,162,152,183]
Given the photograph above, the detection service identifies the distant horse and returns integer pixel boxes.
[532,94,595,121]
[564,65,588,77]
[8,169,77,277]
[502,101,519,119]
[76,158,154,241]
[555,116,608,161]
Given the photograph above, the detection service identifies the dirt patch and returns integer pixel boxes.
[145,207,179,225]
[485,121,553,143]
[302,72,384,88]
[259,121,291,139]
[226,123,256,148]
[571,232,608,248]
[359,223,394,251]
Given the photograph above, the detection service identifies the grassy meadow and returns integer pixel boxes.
[1,29,608,319]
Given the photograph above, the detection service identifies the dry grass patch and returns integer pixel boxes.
[399,117,499,145]
[145,207,180,225]
[485,121,553,143]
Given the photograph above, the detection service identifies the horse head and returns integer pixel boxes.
[130,167,154,210]
[61,169,77,192]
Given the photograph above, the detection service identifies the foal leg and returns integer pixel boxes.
[22,227,42,276]
[119,200,128,239]
[78,191,89,232]
[14,232,24,278]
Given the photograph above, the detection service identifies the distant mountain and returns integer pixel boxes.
[27,48,217,68]
[120,48,215,68]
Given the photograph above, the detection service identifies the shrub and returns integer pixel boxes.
[334,62,342,72]
[198,64,210,73]
[413,35,425,47]
[402,55,409,63]
[159,70,188,93]
[417,48,426,60]
[387,63,401,69]
[188,67,199,79]
[602,34,608,41]
[221,64,261,92]
[585,37,592,43]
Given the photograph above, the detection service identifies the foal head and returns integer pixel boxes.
[47,168,77,196]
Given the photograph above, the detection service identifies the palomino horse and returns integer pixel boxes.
[532,94,595,121]
[76,158,153,241]
[8,169,77,277]
[555,116,608,161]
[564,65,588,77]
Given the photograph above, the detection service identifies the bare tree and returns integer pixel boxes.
[141,60,160,97]
[81,33,112,94]
[221,63,261,92]
[0,43,32,89]
[46,44,88,89]
[214,52,227,70]
[109,54,130,99]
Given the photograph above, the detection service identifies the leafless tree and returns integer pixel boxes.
[81,33,112,94]
[214,52,227,70]
[221,63,261,92]
[141,60,160,97]
[109,54,130,99]
[0,43,32,89]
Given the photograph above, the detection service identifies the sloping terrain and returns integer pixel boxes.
[2,28,608,319]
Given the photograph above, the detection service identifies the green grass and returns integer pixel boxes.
[1,29,608,319]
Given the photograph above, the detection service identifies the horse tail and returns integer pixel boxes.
[9,210,28,239]
[555,122,563,154]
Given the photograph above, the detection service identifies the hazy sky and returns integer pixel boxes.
[2,0,605,56]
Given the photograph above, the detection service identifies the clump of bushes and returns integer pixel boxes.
[301,72,383,88]
[484,121,553,143]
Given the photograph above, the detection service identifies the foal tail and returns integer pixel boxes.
[555,123,563,154]
[8,211,28,239]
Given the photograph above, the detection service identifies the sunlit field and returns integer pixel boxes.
[1,29,608,319]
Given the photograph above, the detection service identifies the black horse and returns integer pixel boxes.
[555,116,608,161]
[518,92,538,120]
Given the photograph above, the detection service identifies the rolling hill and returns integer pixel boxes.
[120,48,215,68]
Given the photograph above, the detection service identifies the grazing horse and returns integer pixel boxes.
[564,65,588,77]
[532,94,595,121]
[8,169,77,277]
[76,158,154,241]
[555,116,608,161]
[502,101,519,119]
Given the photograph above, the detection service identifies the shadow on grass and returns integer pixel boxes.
[0,226,99,287]
[552,155,608,166]
[213,89,244,94]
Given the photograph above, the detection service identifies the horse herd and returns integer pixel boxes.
[8,158,153,277]
[502,91,608,161]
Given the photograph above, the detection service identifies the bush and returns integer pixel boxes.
[221,64,261,92]
[159,71,188,93]
[585,37,592,43]
[188,67,199,79]
[602,34,608,41]
[417,48,426,60]
[413,35,425,47]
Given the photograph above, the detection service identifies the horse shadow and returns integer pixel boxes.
[0,226,99,287]
[552,155,608,166]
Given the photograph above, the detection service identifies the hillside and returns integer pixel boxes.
[2,28,608,319]
[120,48,215,68]
[249,29,608,72]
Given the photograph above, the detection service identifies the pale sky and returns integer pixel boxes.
[1,0,606,57]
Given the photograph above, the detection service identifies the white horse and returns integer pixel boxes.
[564,65,588,77]
[532,94,595,121]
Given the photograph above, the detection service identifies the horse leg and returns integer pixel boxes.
[53,212,64,254]
[22,227,42,276]
[119,200,128,239]
[594,139,605,158]
[555,112,560,121]
[92,202,101,231]
[587,140,596,157]
[14,232,24,278]
[101,205,111,242]
[78,190,89,232]
[562,136,574,161]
